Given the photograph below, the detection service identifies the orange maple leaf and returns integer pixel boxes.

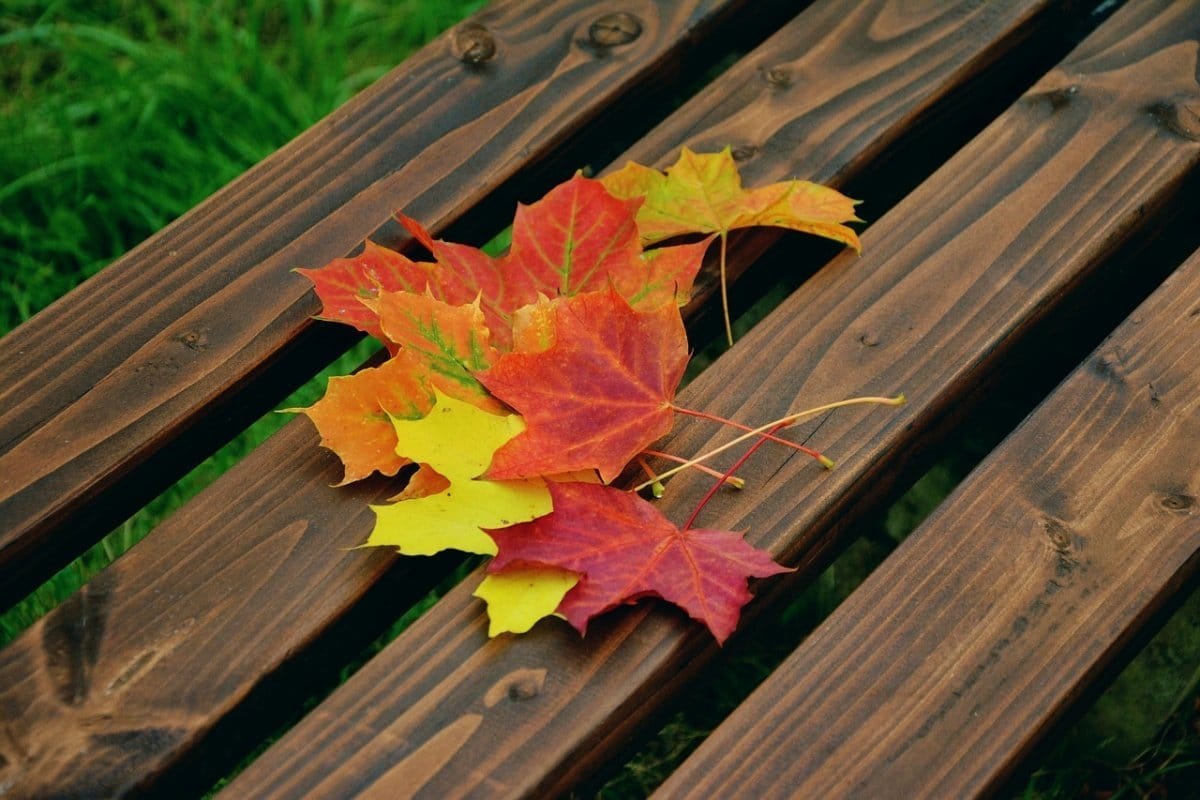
[287,350,433,484]
[371,291,503,413]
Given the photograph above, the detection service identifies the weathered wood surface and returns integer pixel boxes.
[218,1,1200,797]
[0,1,1088,797]
[656,244,1200,799]
[0,0,784,614]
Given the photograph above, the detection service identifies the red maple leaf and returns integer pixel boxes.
[296,241,435,350]
[398,175,702,347]
[503,173,641,297]
[488,481,790,644]
[300,174,704,351]
[478,288,688,483]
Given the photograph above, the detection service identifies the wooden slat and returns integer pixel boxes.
[219,1,1200,797]
[0,1,1084,796]
[656,245,1200,799]
[0,0,781,613]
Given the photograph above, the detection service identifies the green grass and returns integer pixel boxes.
[2,2,1197,797]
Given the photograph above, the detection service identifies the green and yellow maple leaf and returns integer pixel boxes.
[602,146,862,248]
[602,146,862,343]
[371,291,503,413]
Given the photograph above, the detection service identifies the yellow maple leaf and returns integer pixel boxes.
[365,390,551,556]
[473,567,579,636]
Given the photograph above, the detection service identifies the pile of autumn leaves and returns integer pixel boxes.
[296,148,861,643]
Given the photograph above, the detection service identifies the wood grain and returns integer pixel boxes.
[629,0,1081,321]
[656,245,1200,799]
[0,1,1091,796]
[218,1,1200,797]
[0,0,777,614]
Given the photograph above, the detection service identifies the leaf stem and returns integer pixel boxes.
[636,456,666,498]
[683,422,783,530]
[631,394,905,493]
[719,231,733,346]
[642,449,745,489]
[672,405,833,468]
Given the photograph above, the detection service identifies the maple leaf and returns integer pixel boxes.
[473,567,579,636]
[371,290,502,412]
[488,482,791,644]
[389,464,451,501]
[296,241,436,350]
[601,146,862,249]
[366,390,552,556]
[479,288,689,483]
[397,175,703,345]
[620,236,713,310]
[509,294,557,353]
[397,215,514,340]
[289,294,503,484]
[287,350,434,484]
[602,147,861,345]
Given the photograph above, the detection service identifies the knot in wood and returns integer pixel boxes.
[1041,518,1072,553]
[508,676,540,701]
[177,330,208,351]
[761,67,791,88]
[1092,348,1126,383]
[483,667,547,707]
[589,12,642,47]
[1045,85,1078,111]
[454,23,496,65]
[1160,493,1195,512]
[1146,100,1200,142]
[731,145,758,162]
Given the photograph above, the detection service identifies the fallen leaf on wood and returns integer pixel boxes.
[287,350,433,484]
[480,289,688,483]
[366,390,552,556]
[296,241,435,350]
[489,481,790,644]
[473,567,579,636]
[601,146,861,249]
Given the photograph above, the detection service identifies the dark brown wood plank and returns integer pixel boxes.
[218,1,1200,797]
[0,0,780,613]
[0,1,1086,796]
[635,0,1081,320]
[656,245,1200,799]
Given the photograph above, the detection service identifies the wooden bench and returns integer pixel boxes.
[2,0,1198,796]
